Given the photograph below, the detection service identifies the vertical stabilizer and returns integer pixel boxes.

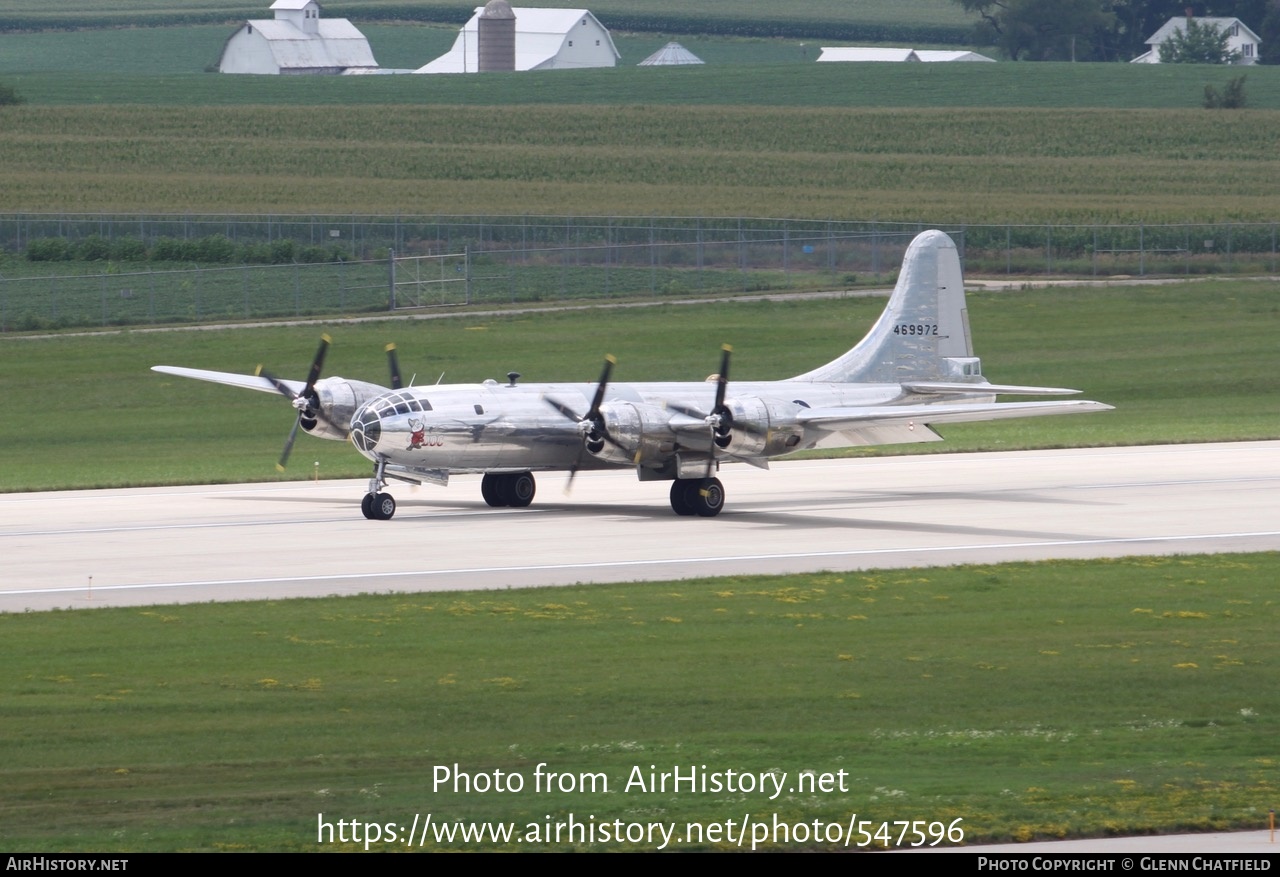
[792,230,978,384]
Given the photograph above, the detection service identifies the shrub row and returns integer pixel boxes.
[24,234,350,265]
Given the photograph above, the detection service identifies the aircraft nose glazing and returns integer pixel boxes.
[350,405,381,453]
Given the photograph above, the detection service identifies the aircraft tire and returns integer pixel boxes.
[361,493,376,519]
[669,479,697,516]
[691,477,725,518]
[373,492,396,520]
[506,472,536,508]
[481,473,508,507]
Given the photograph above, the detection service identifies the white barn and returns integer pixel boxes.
[417,6,619,73]
[219,0,379,75]
[1130,17,1260,63]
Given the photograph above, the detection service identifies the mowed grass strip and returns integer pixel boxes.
[1,555,1275,850]
[4,104,1280,221]
[0,280,1276,492]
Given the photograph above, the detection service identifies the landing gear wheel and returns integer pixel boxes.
[372,492,396,520]
[505,472,536,508]
[670,479,697,516]
[690,477,724,518]
[481,473,508,507]
[361,493,375,519]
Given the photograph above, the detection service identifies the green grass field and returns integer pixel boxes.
[3,555,1275,850]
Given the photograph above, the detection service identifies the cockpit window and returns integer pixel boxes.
[375,392,431,416]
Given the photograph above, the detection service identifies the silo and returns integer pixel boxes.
[477,0,516,72]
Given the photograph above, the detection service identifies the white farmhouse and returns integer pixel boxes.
[1130,16,1260,63]
[218,0,379,75]
[417,5,619,73]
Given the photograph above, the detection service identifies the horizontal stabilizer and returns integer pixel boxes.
[903,381,1083,397]
[151,365,304,396]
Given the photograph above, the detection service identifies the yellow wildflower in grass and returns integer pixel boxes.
[838,654,854,662]
[1173,663,1199,669]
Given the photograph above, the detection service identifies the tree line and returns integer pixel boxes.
[953,0,1280,61]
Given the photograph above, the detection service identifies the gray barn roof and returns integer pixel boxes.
[638,41,704,66]
[236,18,377,70]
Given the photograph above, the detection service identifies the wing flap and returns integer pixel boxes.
[798,399,1112,447]
[903,381,1084,396]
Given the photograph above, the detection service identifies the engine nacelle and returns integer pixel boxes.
[303,377,390,441]
[717,397,805,458]
[593,401,679,466]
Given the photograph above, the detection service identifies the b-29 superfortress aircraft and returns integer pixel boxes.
[154,230,1110,520]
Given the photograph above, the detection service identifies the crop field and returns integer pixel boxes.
[4,103,1280,222]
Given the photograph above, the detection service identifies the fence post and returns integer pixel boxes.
[388,248,396,311]
[1139,222,1145,277]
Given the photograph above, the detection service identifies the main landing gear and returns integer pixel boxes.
[361,491,396,520]
[362,456,397,520]
[481,472,536,508]
[669,477,725,517]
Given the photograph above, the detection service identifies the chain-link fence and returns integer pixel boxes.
[2,215,1276,331]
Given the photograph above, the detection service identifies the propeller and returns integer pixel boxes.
[544,355,628,490]
[386,343,403,390]
[258,334,331,471]
[666,345,734,476]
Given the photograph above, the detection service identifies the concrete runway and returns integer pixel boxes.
[3,441,1278,613]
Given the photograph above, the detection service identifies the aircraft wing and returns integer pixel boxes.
[797,399,1113,447]
[151,365,305,396]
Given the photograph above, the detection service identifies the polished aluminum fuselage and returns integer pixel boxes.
[345,378,914,475]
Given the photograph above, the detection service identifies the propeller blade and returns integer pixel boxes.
[277,416,301,472]
[706,345,732,477]
[543,355,619,494]
[585,355,616,420]
[260,335,333,471]
[544,396,585,422]
[386,343,403,390]
[304,334,331,396]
